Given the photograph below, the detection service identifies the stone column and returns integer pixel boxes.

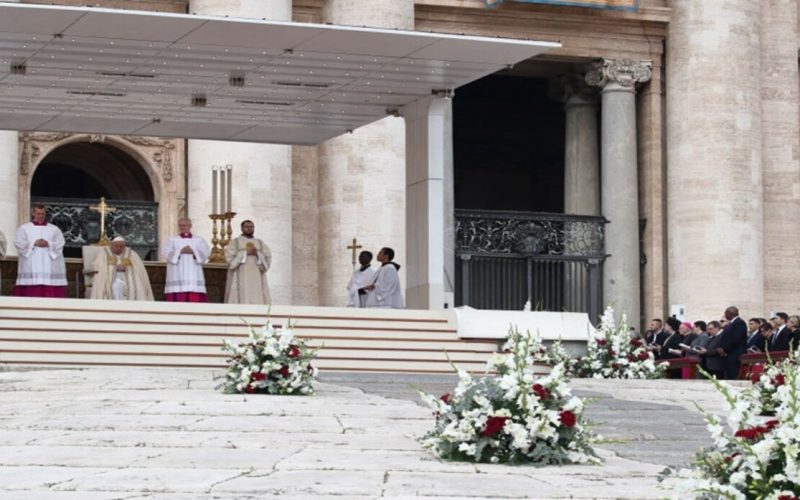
[316,0,413,307]
[557,75,600,217]
[187,0,293,305]
[667,0,763,320]
[587,59,651,326]
[0,132,18,255]
[761,0,800,312]
[404,96,450,310]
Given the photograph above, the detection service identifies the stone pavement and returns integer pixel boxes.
[0,368,734,499]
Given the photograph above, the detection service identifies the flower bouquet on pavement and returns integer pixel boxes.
[419,326,597,465]
[574,306,667,379]
[749,351,796,416]
[220,319,318,395]
[664,364,800,499]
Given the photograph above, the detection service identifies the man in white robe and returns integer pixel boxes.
[13,205,67,298]
[89,237,154,301]
[365,247,404,309]
[161,218,210,302]
[346,250,376,307]
[224,220,272,305]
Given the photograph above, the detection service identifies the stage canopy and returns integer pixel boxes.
[0,3,558,145]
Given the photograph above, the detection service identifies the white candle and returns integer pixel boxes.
[219,166,226,216]
[211,167,218,215]
[227,165,233,213]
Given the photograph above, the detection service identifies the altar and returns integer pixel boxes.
[0,257,229,303]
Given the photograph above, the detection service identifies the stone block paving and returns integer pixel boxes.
[0,368,733,499]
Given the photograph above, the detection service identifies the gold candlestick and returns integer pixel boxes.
[208,213,225,263]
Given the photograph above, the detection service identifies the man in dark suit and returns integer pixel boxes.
[645,318,669,347]
[769,312,791,351]
[699,320,725,378]
[716,306,748,379]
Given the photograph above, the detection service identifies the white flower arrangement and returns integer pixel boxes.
[220,318,318,395]
[664,361,800,499]
[573,306,667,379]
[419,326,598,465]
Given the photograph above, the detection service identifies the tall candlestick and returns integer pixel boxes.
[226,165,233,213]
[211,167,218,215]
[219,166,226,216]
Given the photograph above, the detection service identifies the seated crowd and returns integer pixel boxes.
[642,306,799,379]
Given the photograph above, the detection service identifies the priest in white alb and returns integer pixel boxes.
[225,220,271,305]
[89,236,153,301]
[364,247,404,309]
[162,217,211,302]
[13,204,67,298]
[346,250,376,307]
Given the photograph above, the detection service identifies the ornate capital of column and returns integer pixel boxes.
[585,59,652,89]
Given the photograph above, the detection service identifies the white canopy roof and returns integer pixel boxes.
[0,3,558,145]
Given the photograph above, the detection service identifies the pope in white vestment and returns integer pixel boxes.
[162,218,211,302]
[365,247,404,309]
[225,220,272,305]
[346,250,376,307]
[13,206,67,298]
[89,237,154,301]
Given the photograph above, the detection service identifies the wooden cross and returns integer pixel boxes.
[89,196,117,246]
[346,237,362,266]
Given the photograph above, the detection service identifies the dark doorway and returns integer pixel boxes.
[32,142,154,201]
[453,74,565,213]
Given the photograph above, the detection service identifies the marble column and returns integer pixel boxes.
[0,132,18,255]
[587,59,651,326]
[559,76,600,217]
[316,0,413,307]
[404,96,450,310]
[667,0,763,320]
[187,0,293,305]
[761,0,800,313]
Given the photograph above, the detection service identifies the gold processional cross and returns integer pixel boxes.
[346,237,362,266]
[89,196,117,246]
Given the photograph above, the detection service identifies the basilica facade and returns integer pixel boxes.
[2,0,798,327]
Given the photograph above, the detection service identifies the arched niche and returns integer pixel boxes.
[18,133,186,260]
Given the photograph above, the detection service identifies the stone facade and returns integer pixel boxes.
[3,0,799,324]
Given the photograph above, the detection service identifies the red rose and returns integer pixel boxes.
[777,495,798,500]
[559,410,577,428]
[607,349,616,357]
[288,345,301,359]
[734,426,768,441]
[440,393,451,404]
[637,351,649,361]
[481,416,509,437]
[251,371,266,381]
[596,339,607,346]
[630,338,643,347]
[774,373,785,386]
[724,451,739,463]
[278,365,290,378]
[611,362,619,370]
[764,419,780,431]
[750,372,761,384]
[532,384,550,400]
[627,354,636,362]
[244,384,255,394]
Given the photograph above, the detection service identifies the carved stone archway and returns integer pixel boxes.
[19,133,186,257]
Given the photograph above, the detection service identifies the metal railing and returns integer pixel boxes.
[455,209,607,319]
[32,197,159,260]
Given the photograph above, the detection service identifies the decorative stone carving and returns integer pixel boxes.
[126,136,176,181]
[586,59,652,89]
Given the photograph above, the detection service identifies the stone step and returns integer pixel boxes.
[0,330,498,352]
